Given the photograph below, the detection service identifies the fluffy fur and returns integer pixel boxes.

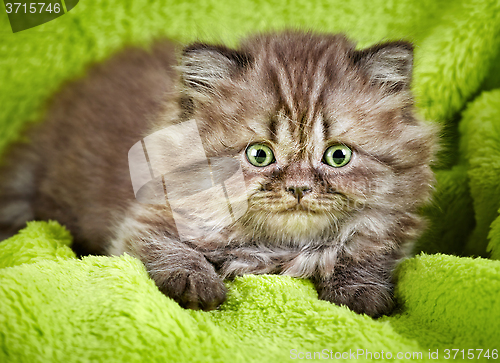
[0,31,438,317]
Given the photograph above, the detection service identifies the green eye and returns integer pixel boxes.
[246,144,275,167]
[323,144,352,168]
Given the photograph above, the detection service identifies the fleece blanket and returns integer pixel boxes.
[1,0,500,361]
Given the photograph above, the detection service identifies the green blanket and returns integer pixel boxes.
[1,0,500,361]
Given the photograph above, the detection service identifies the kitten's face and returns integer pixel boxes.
[179,32,436,243]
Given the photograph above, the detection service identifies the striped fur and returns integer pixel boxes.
[0,31,438,316]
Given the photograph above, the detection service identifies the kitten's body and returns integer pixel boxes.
[0,32,437,316]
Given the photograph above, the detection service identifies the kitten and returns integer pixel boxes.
[0,31,437,317]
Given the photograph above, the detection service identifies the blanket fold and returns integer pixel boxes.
[1,222,499,362]
[1,0,500,361]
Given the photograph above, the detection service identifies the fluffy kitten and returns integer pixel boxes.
[0,31,437,317]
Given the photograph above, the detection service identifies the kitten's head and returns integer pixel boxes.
[178,31,437,244]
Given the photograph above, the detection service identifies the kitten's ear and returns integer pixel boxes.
[355,41,413,91]
[181,43,252,93]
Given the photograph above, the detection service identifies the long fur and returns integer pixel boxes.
[0,31,438,316]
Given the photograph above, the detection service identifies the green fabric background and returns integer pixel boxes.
[1,0,500,361]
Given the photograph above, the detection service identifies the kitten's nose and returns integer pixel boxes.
[286,186,312,202]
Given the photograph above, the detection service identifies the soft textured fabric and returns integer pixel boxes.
[1,0,500,361]
[1,222,499,362]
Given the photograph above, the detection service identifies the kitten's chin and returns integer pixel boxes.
[241,210,335,243]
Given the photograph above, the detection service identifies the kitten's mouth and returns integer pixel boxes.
[282,203,319,213]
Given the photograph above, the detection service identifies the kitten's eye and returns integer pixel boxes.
[323,144,352,168]
[246,144,275,167]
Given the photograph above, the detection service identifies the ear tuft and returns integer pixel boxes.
[355,41,414,91]
[181,43,252,93]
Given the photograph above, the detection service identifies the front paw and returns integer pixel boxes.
[315,279,394,318]
[151,263,227,311]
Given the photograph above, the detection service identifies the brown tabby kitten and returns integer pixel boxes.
[0,31,437,317]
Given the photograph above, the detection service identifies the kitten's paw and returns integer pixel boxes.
[154,265,227,311]
[315,280,394,318]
